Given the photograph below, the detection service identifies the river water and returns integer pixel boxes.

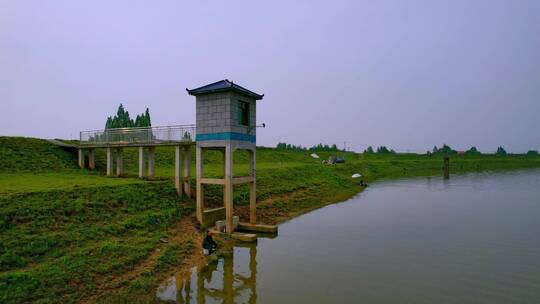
[157,170,540,303]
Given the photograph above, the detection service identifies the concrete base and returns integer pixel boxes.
[202,207,226,227]
[238,222,278,234]
[209,228,258,243]
[232,232,257,242]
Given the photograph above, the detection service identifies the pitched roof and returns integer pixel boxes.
[186,79,264,100]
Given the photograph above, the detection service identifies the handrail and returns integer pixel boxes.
[80,124,196,146]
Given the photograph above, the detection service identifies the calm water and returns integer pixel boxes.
[157,170,540,303]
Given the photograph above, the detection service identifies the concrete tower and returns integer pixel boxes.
[187,80,263,233]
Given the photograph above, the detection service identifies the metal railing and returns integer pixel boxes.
[80,124,196,146]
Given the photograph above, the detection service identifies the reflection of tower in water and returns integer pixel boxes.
[156,243,257,303]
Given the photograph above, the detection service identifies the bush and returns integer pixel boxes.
[432,144,456,155]
[0,252,27,271]
[496,146,507,155]
[376,146,395,154]
[465,146,481,155]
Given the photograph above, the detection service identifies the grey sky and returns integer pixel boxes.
[1,0,539,152]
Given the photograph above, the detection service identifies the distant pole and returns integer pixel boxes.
[443,156,450,178]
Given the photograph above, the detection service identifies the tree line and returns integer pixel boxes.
[275,142,538,156]
[363,146,396,154]
[428,144,538,156]
[276,142,341,152]
[105,104,152,129]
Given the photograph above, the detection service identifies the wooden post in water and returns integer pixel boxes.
[443,156,450,178]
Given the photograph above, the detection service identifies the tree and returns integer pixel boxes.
[432,144,456,155]
[376,146,395,154]
[526,150,538,156]
[275,142,307,151]
[308,143,339,152]
[144,108,152,127]
[496,146,507,155]
[465,146,481,155]
[105,104,152,129]
[377,146,388,153]
[364,146,374,154]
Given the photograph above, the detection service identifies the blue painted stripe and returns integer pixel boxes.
[196,132,256,143]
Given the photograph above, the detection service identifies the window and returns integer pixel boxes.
[238,101,249,126]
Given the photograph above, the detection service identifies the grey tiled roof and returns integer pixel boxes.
[186,79,264,100]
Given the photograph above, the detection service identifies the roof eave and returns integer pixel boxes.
[186,87,264,100]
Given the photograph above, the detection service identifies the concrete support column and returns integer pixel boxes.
[106,148,113,176]
[249,149,257,225]
[116,148,124,177]
[88,149,95,170]
[138,147,145,178]
[196,146,204,223]
[225,144,234,233]
[78,148,84,168]
[183,146,191,198]
[147,147,155,178]
[175,145,184,196]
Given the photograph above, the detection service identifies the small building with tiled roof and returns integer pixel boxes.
[187,80,263,144]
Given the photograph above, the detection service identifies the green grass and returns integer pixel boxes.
[1,136,540,303]
[0,172,144,195]
[0,182,193,303]
[0,137,79,173]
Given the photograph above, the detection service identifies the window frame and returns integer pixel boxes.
[238,100,250,127]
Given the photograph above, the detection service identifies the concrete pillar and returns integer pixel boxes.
[78,148,84,168]
[106,148,113,176]
[88,149,95,170]
[116,148,124,177]
[249,149,257,225]
[183,146,191,197]
[147,147,155,178]
[138,146,145,178]
[196,146,204,223]
[225,144,234,233]
[175,145,184,195]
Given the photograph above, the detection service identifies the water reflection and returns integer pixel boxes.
[157,243,257,303]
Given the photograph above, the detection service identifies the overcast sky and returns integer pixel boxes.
[1,0,539,152]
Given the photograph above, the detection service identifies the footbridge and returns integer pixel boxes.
[77,124,195,197]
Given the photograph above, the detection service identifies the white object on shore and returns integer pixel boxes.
[352,173,362,178]
[311,153,320,159]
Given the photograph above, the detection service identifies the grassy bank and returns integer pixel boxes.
[1,137,540,303]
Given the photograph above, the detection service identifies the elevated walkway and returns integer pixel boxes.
[74,125,194,197]
[79,125,195,148]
